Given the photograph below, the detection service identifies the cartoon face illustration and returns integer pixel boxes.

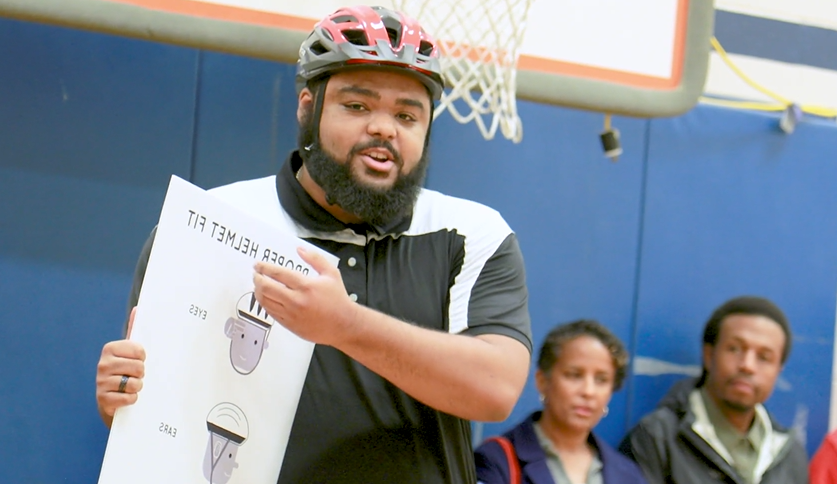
[203,403,248,484]
[224,292,275,375]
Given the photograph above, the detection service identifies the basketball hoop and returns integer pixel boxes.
[392,0,535,142]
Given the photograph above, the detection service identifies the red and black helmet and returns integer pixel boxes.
[296,5,444,100]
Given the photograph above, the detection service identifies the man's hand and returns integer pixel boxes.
[96,307,146,427]
[253,246,358,347]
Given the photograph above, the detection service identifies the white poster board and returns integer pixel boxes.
[98,175,337,484]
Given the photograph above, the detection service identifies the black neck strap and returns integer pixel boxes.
[303,79,329,158]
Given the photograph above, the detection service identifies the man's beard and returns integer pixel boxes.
[719,397,754,413]
[297,111,430,227]
[719,375,758,413]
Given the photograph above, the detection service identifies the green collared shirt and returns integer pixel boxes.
[533,421,603,484]
[699,387,766,484]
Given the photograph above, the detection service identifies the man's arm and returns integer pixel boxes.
[254,246,530,422]
[337,306,529,421]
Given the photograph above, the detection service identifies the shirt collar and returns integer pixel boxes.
[699,386,766,450]
[532,420,604,473]
[277,150,414,236]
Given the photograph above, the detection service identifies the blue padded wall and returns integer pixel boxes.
[190,52,299,190]
[2,17,836,483]
[630,105,837,456]
[0,18,198,483]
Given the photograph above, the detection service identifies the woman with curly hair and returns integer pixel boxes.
[475,320,646,484]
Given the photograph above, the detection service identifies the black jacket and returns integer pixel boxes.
[618,378,808,484]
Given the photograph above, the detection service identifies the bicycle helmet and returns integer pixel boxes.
[296,5,444,100]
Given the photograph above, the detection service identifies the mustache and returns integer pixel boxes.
[726,374,754,385]
[349,139,403,167]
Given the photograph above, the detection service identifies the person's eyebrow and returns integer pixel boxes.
[396,97,426,111]
[338,85,380,99]
[338,85,426,111]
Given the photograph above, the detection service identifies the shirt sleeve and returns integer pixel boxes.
[461,232,532,353]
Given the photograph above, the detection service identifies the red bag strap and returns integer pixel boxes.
[485,436,522,484]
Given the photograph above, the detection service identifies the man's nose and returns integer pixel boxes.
[739,350,757,373]
[367,112,397,140]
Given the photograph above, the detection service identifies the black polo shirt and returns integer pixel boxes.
[128,151,532,484]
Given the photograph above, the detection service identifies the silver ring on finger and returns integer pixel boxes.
[118,375,129,393]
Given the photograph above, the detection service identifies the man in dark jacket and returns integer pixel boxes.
[619,296,808,484]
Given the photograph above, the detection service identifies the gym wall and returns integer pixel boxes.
[1,18,835,483]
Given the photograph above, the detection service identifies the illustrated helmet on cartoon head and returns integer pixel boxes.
[204,403,249,484]
[206,402,249,445]
[296,5,444,100]
[236,292,275,330]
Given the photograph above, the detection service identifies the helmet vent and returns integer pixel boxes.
[418,41,434,57]
[310,41,328,55]
[386,27,400,48]
[343,29,369,46]
[332,15,357,24]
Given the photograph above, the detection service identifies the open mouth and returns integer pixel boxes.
[359,148,396,173]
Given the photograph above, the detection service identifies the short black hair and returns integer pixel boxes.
[698,295,792,385]
[537,319,629,391]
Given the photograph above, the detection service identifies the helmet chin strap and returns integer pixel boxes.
[306,79,342,206]
[424,102,435,154]
[303,78,329,156]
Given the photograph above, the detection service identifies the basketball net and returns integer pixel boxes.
[392,0,535,142]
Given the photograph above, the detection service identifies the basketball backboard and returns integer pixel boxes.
[0,0,713,118]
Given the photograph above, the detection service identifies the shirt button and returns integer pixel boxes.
[347,257,357,267]
[349,293,358,302]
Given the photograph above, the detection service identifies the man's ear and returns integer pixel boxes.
[298,88,314,124]
[702,343,713,374]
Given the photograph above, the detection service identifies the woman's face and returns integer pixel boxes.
[536,335,616,433]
